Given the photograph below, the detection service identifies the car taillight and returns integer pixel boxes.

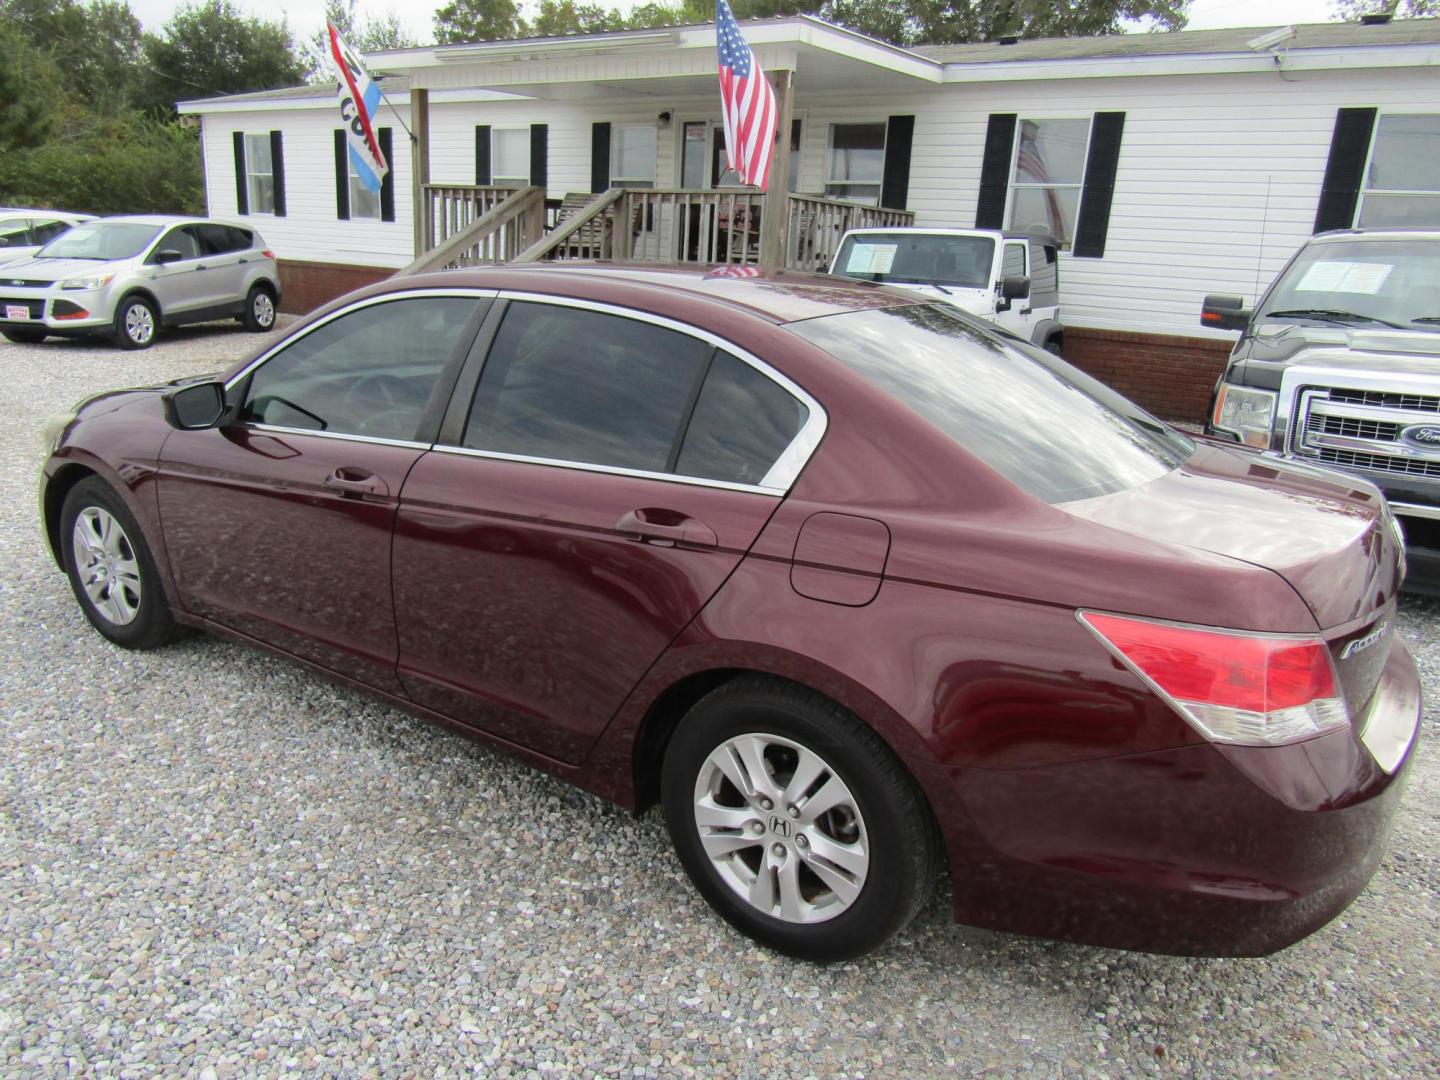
[1079,611,1349,747]
[262,250,276,260]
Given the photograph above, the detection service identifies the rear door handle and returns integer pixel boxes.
[616,508,718,549]
[324,467,388,498]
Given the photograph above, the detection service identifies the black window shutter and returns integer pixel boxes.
[1314,107,1377,234]
[379,128,395,222]
[880,115,914,210]
[1072,111,1126,259]
[475,125,492,185]
[975,113,1016,229]
[591,122,611,193]
[333,130,350,220]
[269,131,286,217]
[530,123,548,189]
[233,131,248,215]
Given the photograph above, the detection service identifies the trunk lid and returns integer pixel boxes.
[1065,442,1402,717]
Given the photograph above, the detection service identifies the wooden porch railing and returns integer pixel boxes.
[513,189,627,263]
[787,195,915,272]
[398,186,547,276]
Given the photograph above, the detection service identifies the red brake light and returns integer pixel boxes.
[262,250,276,260]
[1080,611,1349,747]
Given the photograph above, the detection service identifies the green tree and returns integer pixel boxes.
[140,0,305,114]
[530,0,624,35]
[1333,0,1437,16]
[434,0,525,42]
[303,0,420,81]
[2,0,145,111]
[0,22,60,154]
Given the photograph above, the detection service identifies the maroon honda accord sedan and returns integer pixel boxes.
[40,266,1419,961]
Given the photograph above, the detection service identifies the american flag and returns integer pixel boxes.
[716,0,777,190]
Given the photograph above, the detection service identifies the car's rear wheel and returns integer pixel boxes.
[1044,336,1064,357]
[2,329,47,344]
[61,477,181,649]
[661,676,940,962]
[241,284,277,332]
[113,295,157,350]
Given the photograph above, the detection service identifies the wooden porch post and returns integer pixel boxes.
[759,69,794,272]
[411,88,431,257]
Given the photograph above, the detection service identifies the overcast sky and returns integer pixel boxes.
[123,0,1342,45]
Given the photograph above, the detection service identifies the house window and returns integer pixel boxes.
[612,124,656,188]
[348,151,380,220]
[493,128,530,186]
[1006,118,1091,248]
[825,123,886,204]
[1358,114,1440,228]
[244,132,275,215]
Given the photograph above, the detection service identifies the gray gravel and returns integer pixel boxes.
[0,323,1437,1079]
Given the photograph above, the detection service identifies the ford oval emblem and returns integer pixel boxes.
[1402,424,1440,447]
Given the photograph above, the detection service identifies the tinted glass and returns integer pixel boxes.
[832,232,995,288]
[37,221,159,260]
[242,297,478,440]
[196,223,245,254]
[677,351,808,485]
[465,302,712,472]
[0,217,29,247]
[787,305,1191,504]
[1257,238,1440,330]
[30,219,73,244]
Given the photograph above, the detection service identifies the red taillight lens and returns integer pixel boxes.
[262,249,276,260]
[1080,611,1349,747]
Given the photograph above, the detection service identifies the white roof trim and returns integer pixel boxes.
[177,86,529,114]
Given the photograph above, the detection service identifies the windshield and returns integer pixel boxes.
[1257,238,1440,331]
[37,221,160,261]
[832,233,996,289]
[788,304,1192,504]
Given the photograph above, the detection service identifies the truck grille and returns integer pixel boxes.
[1294,386,1440,477]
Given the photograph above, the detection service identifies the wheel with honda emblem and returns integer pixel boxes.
[661,675,940,962]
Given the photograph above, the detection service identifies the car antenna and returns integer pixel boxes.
[1255,175,1273,301]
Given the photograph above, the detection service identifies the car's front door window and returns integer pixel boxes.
[152,226,201,262]
[241,296,481,442]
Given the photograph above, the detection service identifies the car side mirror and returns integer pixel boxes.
[1202,294,1251,332]
[164,380,228,430]
[1001,275,1031,301]
[153,249,185,265]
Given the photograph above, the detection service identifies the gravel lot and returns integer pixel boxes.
[0,323,1436,1079]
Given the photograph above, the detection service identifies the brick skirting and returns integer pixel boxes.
[1061,327,1231,424]
[277,260,396,316]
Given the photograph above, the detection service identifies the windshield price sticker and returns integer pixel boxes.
[846,243,897,275]
[1296,261,1394,295]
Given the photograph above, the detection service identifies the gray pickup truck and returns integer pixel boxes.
[1203,229,1440,585]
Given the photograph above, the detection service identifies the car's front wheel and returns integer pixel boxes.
[2,329,47,344]
[241,284,277,332]
[113,295,157,350]
[661,676,940,962]
[61,477,182,649]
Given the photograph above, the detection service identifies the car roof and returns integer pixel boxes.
[840,227,1059,245]
[0,208,95,220]
[1312,229,1440,243]
[396,264,928,324]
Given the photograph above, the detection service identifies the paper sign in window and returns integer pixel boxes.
[1296,261,1394,295]
[846,243,896,274]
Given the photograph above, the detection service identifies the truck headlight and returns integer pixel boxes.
[1212,384,1276,448]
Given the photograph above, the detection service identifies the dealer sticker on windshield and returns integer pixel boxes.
[846,243,897,275]
[1296,260,1393,295]
[4,305,31,321]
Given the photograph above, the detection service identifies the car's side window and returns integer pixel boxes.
[152,227,201,262]
[196,224,242,255]
[463,302,713,473]
[31,220,70,245]
[1003,242,1027,279]
[676,351,809,486]
[241,296,480,442]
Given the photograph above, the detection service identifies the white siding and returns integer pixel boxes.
[198,64,1440,337]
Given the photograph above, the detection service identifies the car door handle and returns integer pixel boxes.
[324,467,388,497]
[616,508,718,549]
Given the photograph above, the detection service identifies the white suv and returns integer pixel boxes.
[0,215,281,349]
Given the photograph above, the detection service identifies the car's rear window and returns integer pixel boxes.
[787,304,1193,504]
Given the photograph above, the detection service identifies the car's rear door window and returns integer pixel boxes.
[240,296,481,441]
[788,304,1191,503]
[676,350,809,485]
[196,223,247,254]
[464,301,713,472]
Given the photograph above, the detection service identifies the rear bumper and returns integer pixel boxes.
[915,639,1420,956]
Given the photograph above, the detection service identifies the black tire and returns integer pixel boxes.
[241,283,277,332]
[113,294,158,350]
[60,476,182,649]
[1044,337,1064,357]
[2,329,47,344]
[661,675,941,962]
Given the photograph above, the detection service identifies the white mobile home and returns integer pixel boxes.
[178,16,1440,419]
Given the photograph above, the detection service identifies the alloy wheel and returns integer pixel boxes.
[124,303,154,345]
[253,291,275,327]
[71,506,142,626]
[693,732,869,924]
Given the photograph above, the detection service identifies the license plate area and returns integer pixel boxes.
[3,301,37,321]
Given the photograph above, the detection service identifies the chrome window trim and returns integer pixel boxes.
[243,423,431,451]
[474,290,828,493]
[223,287,502,391]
